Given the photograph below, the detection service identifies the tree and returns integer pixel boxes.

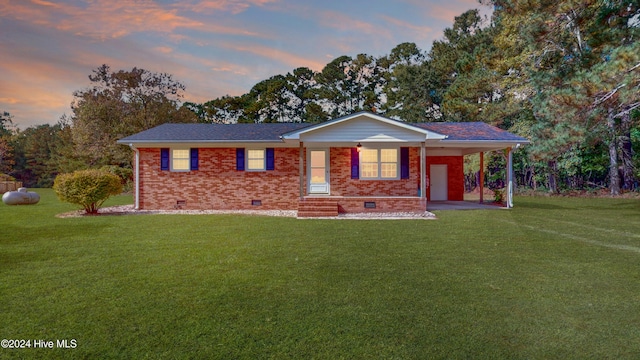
[345,53,383,113]
[0,111,15,175]
[384,60,440,122]
[427,9,520,125]
[315,55,355,117]
[186,95,249,124]
[381,43,441,122]
[584,42,640,193]
[53,169,122,214]
[244,74,293,123]
[532,1,639,194]
[486,0,639,194]
[10,124,63,187]
[71,65,197,168]
[285,67,321,122]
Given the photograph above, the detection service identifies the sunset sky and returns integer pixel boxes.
[0,0,489,129]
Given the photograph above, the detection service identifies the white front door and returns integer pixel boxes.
[430,164,448,201]
[308,149,329,194]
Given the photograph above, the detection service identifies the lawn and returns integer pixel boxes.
[1,190,640,359]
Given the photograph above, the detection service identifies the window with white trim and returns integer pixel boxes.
[360,148,398,179]
[380,149,398,178]
[171,149,190,171]
[247,149,265,170]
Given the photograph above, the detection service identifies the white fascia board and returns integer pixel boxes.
[116,140,294,148]
[435,140,530,147]
[425,131,447,140]
[429,140,529,155]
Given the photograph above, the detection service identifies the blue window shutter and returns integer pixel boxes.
[351,148,359,179]
[266,148,275,170]
[236,148,245,171]
[190,148,199,171]
[400,147,409,179]
[160,148,169,171]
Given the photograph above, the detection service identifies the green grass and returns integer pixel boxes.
[2,190,640,359]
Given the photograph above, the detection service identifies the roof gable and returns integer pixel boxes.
[282,112,446,142]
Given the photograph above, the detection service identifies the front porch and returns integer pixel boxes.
[280,112,529,215]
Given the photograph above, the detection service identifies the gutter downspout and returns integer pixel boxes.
[129,144,140,210]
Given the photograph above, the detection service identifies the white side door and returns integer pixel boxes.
[430,164,448,201]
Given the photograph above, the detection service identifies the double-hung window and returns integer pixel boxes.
[161,148,198,171]
[236,148,275,171]
[247,149,266,171]
[360,148,398,179]
[172,149,191,171]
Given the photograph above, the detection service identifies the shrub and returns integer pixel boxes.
[100,165,134,192]
[493,188,505,203]
[53,169,123,214]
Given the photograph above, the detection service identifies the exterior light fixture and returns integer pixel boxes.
[356,142,362,152]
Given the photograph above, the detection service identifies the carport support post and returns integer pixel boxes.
[479,152,484,204]
[299,142,304,199]
[506,147,513,208]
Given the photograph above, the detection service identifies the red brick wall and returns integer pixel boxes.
[426,156,464,201]
[137,147,303,210]
[329,147,421,197]
[135,147,464,211]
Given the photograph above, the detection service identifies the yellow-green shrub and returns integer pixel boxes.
[53,169,123,214]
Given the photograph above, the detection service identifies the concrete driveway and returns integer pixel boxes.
[427,201,504,211]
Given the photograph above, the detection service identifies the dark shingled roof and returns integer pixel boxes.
[118,121,529,143]
[118,123,313,143]
[413,122,529,142]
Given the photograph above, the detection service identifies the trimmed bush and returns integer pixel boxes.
[53,169,123,214]
[100,165,134,192]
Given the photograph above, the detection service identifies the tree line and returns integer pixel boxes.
[1,0,638,194]
[0,65,197,187]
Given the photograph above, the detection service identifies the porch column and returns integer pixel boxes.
[479,152,484,204]
[299,142,304,199]
[506,147,513,208]
[420,142,426,200]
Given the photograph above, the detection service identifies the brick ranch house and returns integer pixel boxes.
[118,112,529,217]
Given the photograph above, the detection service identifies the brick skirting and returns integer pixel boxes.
[301,196,426,214]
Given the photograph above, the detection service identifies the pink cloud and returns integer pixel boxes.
[1,0,265,42]
[155,46,174,54]
[401,0,489,23]
[61,1,204,40]
[318,10,388,38]
[222,43,326,71]
[0,97,19,105]
[379,15,434,40]
[0,79,75,127]
[178,0,278,14]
